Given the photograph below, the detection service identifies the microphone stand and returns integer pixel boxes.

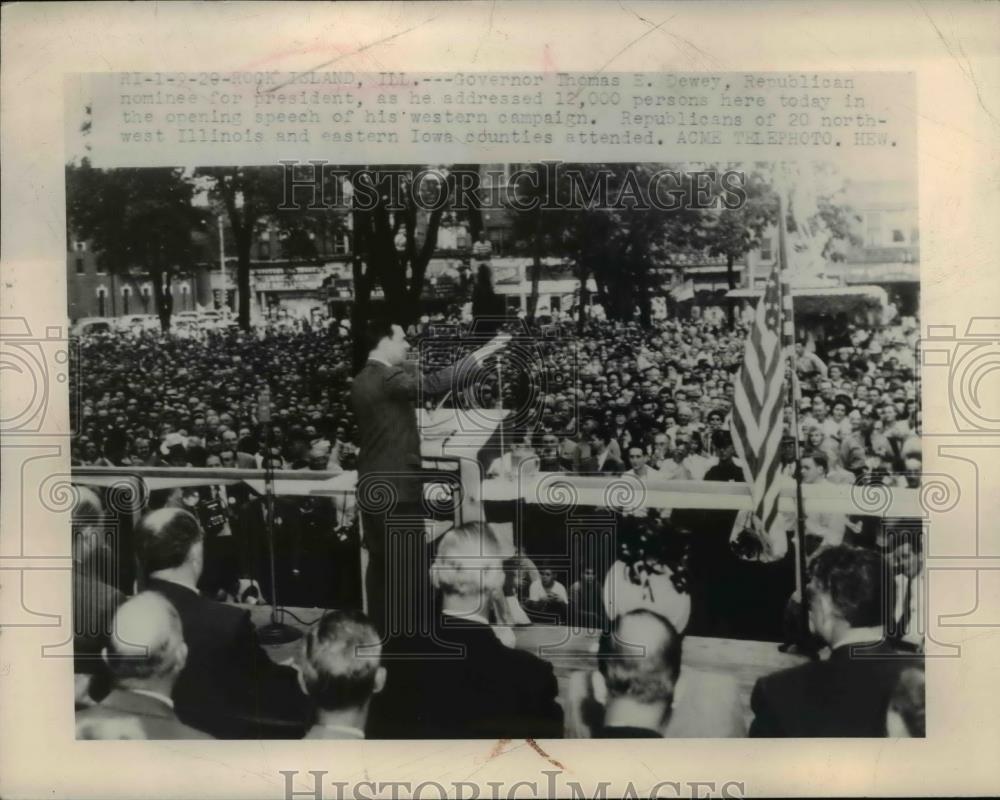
[496,355,505,472]
[256,389,303,645]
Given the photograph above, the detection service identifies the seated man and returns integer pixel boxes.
[525,567,569,624]
[76,592,211,739]
[367,521,563,739]
[136,507,312,739]
[579,427,626,474]
[750,545,923,737]
[301,610,386,740]
[573,609,743,738]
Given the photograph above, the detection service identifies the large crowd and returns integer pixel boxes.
[70,309,922,487]
[70,304,925,741]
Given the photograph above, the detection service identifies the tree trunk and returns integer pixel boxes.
[726,253,736,330]
[576,265,589,335]
[526,212,542,321]
[633,261,652,328]
[150,265,172,333]
[351,258,371,375]
[350,211,372,374]
[235,230,253,331]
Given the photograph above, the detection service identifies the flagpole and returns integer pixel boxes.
[777,189,811,646]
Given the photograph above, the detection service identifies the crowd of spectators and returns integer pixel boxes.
[69,307,923,632]
[70,303,925,741]
[71,309,921,490]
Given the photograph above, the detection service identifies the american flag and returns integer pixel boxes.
[731,201,795,553]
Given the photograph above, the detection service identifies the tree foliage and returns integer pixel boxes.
[66,163,206,331]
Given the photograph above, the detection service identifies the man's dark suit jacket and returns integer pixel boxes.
[748,639,922,737]
[76,688,213,740]
[350,357,473,519]
[367,615,564,739]
[146,578,312,739]
[579,455,626,475]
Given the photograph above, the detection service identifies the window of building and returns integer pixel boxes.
[865,211,883,246]
[892,229,905,243]
[759,237,773,261]
[96,288,106,317]
[122,288,131,315]
[94,258,107,275]
[141,288,151,310]
[259,241,271,259]
[75,258,85,275]
[332,234,349,255]
[73,241,87,253]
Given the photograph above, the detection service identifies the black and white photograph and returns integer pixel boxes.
[2,3,999,799]
[65,154,925,741]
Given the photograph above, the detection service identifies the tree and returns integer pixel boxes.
[508,163,572,322]
[564,165,712,329]
[704,170,780,328]
[348,166,470,371]
[196,167,284,331]
[198,165,351,330]
[66,163,206,331]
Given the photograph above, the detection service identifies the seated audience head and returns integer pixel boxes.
[886,665,925,737]
[712,429,735,459]
[135,507,204,585]
[597,609,682,732]
[432,521,510,614]
[800,451,828,483]
[72,486,109,572]
[806,545,884,647]
[103,591,188,694]
[302,610,386,721]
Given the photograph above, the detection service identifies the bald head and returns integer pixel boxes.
[105,592,187,686]
[599,610,682,704]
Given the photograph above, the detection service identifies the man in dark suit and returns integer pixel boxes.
[578,427,626,474]
[350,316,508,633]
[301,610,385,740]
[136,507,313,739]
[749,545,923,737]
[595,609,681,738]
[367,522,563,739]
[76,592,211,740]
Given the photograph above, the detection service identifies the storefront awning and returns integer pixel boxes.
[726,285,887,313]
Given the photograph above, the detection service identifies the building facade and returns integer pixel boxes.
[66,240,201,321]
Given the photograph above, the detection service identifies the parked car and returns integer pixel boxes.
[70,317,115,337]
[115,314,159,333]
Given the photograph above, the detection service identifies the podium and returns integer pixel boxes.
[418,406,510,528]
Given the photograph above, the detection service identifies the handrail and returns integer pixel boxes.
[72,466,924,516]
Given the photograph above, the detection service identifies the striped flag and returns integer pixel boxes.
[731,197,795,558]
